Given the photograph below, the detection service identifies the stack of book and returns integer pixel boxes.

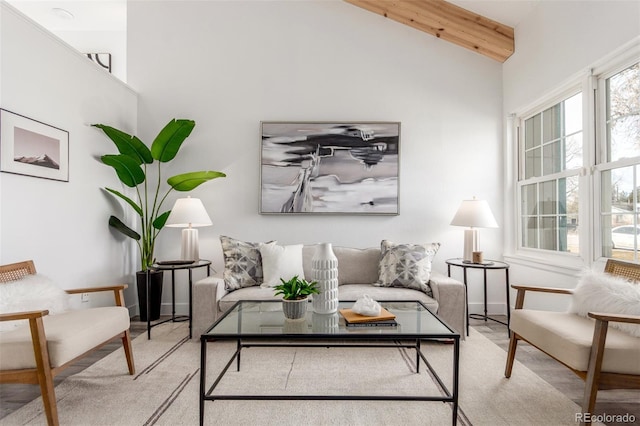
[339,308,398,327]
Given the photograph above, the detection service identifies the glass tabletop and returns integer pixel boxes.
[203,300,457,339]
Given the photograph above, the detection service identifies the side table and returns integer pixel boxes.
[445,258,510,336]
[147,259,212,339]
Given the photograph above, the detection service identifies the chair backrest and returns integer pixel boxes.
[604,259,640,282]
[0,260,37,283]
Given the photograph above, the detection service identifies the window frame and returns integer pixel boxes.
[507,40,640,270]
[514,84,587,267]
[593,55,640,263]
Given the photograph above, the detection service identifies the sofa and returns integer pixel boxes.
[192,239,466,338]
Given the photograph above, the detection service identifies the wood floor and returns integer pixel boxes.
[1,316,638,425]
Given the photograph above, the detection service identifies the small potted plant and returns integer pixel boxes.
[274,275,319,320]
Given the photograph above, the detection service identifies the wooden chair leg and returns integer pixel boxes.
[121,329,135,375]
[581,319,609,424]
[504,332,519,378]
[29,317,59,426]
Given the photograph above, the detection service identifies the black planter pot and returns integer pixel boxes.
[136,270,163,322]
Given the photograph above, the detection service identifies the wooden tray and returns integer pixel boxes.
[339,308,396,323]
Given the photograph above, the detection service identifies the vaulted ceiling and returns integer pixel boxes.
[9,0,528,63]
[344,0,515,62]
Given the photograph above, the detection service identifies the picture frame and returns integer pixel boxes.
[0,109,69,182]
[261,121,400,215]
[85,53,112,73]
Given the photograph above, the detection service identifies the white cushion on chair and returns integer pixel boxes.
[0,307,130,370]
[511,309,640,375]
[0,274,71,332]
[569,269,640,337]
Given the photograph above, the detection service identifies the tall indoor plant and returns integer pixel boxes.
[94,118,225,320]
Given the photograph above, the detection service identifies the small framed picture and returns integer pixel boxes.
[0,109,69,182]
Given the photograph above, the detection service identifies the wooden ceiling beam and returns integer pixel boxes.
[344,0,515,62]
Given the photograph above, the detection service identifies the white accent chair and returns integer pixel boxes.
[505,259,640,424]
[0,260,135,426]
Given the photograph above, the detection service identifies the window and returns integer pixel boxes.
[514,52,639,265]
[599,62,640,262]
[518,93,582,254]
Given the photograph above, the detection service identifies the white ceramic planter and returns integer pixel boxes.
[282,298,308,320]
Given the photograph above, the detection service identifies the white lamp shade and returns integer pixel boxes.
[165,197,212,228]
[450,198,498,229]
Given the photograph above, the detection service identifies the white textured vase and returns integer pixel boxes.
[311,242,339,314]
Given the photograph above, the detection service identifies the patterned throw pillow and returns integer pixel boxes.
[375,240,440,295]
[220,236,269,291]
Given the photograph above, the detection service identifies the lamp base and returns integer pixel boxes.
[181,228,199,261]
[462,229,479,263]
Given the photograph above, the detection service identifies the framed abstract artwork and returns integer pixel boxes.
[0,109,69,182]
[260,121,400,215]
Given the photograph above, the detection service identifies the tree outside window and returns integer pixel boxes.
[600,63,640,262]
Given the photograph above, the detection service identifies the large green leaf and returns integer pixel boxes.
[93,124,153,164]
[108,216,140,240]
[151,119,195,163]
[101,154,146,187]
[167,171,226,191]
[153,211,171,230]
[105,188,143,217]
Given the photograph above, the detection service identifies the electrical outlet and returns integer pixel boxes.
[81,293,90,303]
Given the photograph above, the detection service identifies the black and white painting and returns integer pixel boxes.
[261,122,399,214]
[0,109,69,182]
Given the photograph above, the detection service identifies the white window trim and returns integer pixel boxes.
[511,82,587,271]
[505,37,640,273]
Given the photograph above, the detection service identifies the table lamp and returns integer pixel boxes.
[165,196,212,261]
[450,197,498,263]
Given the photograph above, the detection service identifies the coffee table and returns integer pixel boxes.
[199,300,460,425]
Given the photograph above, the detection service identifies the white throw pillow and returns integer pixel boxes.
[259,242,305,288]
[0,273,71,332]
[569,269,640,337]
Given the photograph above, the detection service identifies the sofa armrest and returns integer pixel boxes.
[430,272,465,338]
[192,276,227,338]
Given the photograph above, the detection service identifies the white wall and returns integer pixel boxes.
[502,1,640,310]
[6,0,127,82]
[127,0,505,315]
[0,3,139,312]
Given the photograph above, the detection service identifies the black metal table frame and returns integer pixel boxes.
[199,303,460,426]
[145,259,211,339]
[446,258,510,336]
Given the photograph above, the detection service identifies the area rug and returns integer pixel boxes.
[1,323,586,425]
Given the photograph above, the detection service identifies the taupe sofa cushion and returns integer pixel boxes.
[302,246,380,285]
[219,284,439,314]
[511,309,640,374]
[338,284,438,312]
